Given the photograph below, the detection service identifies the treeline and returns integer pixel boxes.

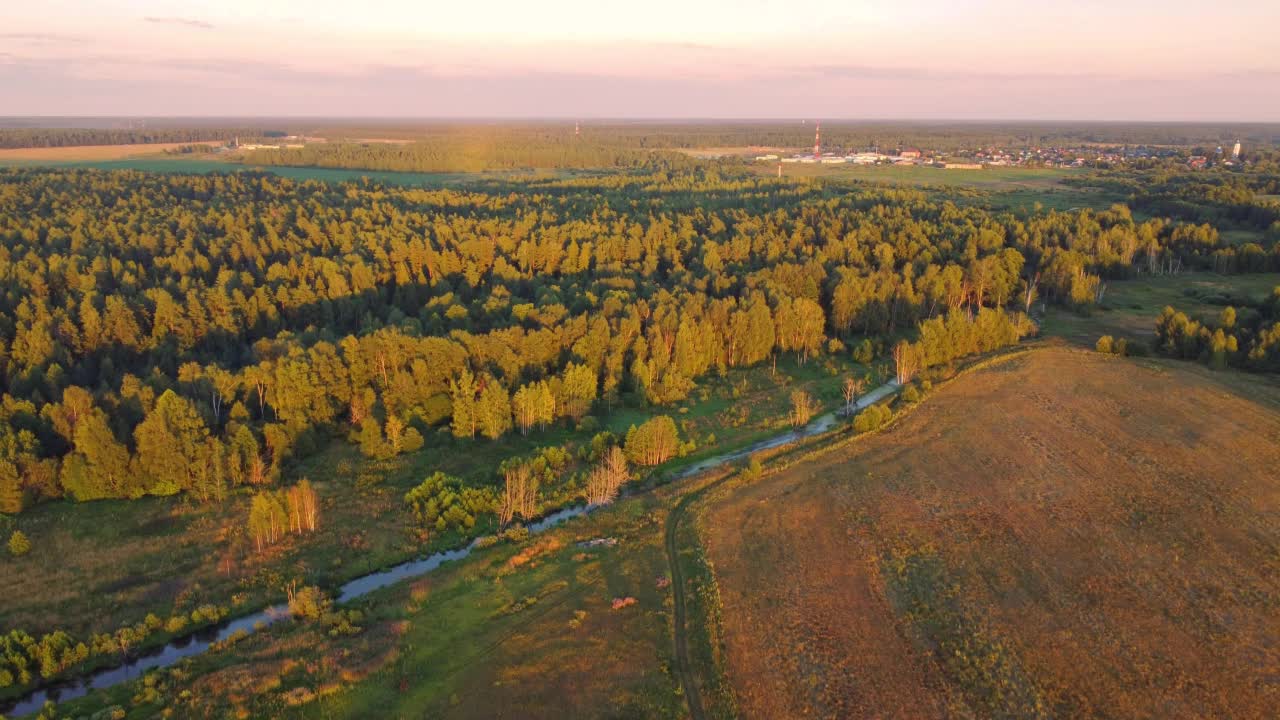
[1154,286,1280,371]
[239,139,700,173]
[0,167,1272,513]
[304,121,1280,154]
[1076,166,1280,240]
[0,128,263,149]
[0,604,229,690]
[892,308,1033,384]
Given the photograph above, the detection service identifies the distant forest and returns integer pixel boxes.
[304,121,1280,152]
[6,121,1278,154]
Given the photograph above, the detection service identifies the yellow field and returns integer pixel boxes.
[703,348,1280,718]
[0,142,218,162]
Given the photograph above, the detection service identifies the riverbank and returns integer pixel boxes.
[2,368,897,717]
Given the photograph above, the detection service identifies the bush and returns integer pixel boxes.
[288,586,332,621]
[1095,335,1114,354]
[853,405,893,433]
[404,472,492,533]
[901,385,921,404]
[8,530,30,556]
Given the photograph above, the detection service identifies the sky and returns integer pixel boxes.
[2,0,1279,120]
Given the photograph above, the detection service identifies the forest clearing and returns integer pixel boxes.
[701,347,1280,718]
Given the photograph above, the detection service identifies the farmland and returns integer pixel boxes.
[0,143,218,162]
[702,347,1280,718]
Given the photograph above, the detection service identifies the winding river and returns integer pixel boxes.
[4,381,897,717]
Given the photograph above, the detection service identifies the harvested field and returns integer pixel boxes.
[0,142,217,162]
[703,348,1280,719]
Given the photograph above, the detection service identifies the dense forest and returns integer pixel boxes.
[239,138,701,173]
[1,164,1278,519]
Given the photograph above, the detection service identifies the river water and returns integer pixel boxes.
[3,381,896,717]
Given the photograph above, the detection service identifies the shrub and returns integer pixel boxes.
[853,405,893,433]
[1095,335,1114,354]
[404,472,493,533]
[901,385,921,404]
[8,530,30,556]
[287,586,332,621]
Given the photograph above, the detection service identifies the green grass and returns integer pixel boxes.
[46,477,695,720]
[1220,229,1267,246]
[1039,272,1280,348]
[1,352,880,643]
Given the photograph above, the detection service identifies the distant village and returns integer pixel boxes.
[758,137,1250,171]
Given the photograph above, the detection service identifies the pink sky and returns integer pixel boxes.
[2,0,1278,119]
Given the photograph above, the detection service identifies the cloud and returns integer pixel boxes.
[143,16,215,30]
[798,64,1126,83]
[647,41,722,52]
[0,32,86,44]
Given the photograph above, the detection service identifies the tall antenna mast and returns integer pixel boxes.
[814,121,821,160]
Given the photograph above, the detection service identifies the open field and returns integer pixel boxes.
[0,143,218,162]
[747,162,1115,210]
[751,162,1081,189]
[1041,272,1280,348]
[703,348,1280,718]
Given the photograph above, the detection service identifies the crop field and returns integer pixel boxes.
[702,348,1280,718]
[0,143,223,162]
[1041,272,1280,348]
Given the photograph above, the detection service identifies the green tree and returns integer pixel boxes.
[133,390,211,497]
[559,363,597,420]
[449,367,478,439]
[624,416,680,466]
[61,411,134,500]
[0,460,22,513]
[476,377,512,440]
